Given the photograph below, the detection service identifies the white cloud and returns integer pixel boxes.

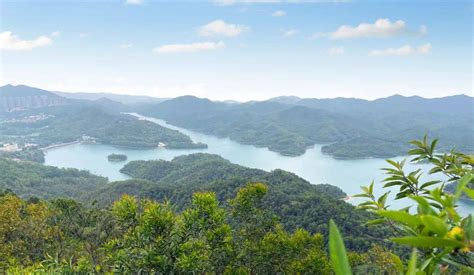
[153,41,225,54]
[328,46,344,55]
[331,18,422,39]
[198,20,249,37]
[0,31,53,51]
[51,31,61,37]
[369,45,413,56]
[312,19,426,40]
[125,0,143,5]
[120,43,133,49]
[79,33,89,38]
[416,43,432,55]
[282,29,299,37]
[369,43,432,56]
[272,10,286,17]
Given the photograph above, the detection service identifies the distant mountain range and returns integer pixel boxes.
[269,94,473,116]
[142,94,473,158]
[0,85,207,156]
[52,90,167,105]
[2,84,472,159]
[0,85,68,112]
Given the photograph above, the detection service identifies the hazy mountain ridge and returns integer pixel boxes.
[0,84,69,112]
[2,84,472,159]
[143,93,473,158]
[53,90,167,105]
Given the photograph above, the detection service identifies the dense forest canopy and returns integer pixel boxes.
[0,85,207,162]
[0,84,472,273]
[3,85,472,160]
[141,94,473,159]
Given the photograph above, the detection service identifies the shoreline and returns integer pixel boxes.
[42,140,81,151]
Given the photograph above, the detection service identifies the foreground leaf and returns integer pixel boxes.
[392,237,464,248]
[329,219,352,275]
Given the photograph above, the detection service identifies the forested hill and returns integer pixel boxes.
[0,158,107,200]
[295,94,473,116]
[90,153,385,250]
[142,96,365,156]
[0,85,207,159]
[142,94,473,159]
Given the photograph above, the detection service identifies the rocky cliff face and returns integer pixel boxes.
[0,85,68,111]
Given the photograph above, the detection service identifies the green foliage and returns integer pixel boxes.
[0,147,45,163]
[351,136,474,273]
[142,95,473,158]
[0,158,107,200]
[0,104,207,150]
[329,219,352,275]
[104,153,386,251]
[107,153,127,162]
[0,183,397,274]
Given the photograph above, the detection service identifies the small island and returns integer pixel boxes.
[107,153,128,162]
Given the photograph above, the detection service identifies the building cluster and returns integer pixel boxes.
[0,114,54,124]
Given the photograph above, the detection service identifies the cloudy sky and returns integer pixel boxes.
[0,0,472,101]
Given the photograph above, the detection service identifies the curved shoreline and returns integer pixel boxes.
[42,140,81,151]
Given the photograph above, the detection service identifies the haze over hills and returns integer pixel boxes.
[0,84,68,112]
[0,85,207,162]
[53,90,167,105]
[142,93,473,158]
[2,84,472,159]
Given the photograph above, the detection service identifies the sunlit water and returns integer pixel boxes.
[45,113,473,215]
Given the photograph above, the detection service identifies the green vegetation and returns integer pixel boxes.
[0,137,472,273]
[142,95,473,158]
[0,104,207,150]
[98,153,386,251]
[0,147,45,163]
[1,183,399,273]
[330,136,474,274]
[107,153,127,162]
[143,97,361,156]
[0,158,107,200]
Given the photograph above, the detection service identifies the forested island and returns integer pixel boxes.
[107,153,128,162]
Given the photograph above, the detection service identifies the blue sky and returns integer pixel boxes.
[0,0,472,101]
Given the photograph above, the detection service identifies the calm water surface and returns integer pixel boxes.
[45,114,473,215]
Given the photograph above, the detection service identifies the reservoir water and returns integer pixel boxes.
[44,114,473,215]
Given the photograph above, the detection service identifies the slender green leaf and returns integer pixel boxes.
[420,180,441,190]
[406,249,417,275]
[462,214,473,240]
[465,188,474,199]
[389,253,404,273]
[454,173,473,200]
[392,237,464,248]
[377,210,421,228]
[329,219,352,275]
[420,215,447,236]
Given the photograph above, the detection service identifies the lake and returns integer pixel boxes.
[44,113,473,215]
